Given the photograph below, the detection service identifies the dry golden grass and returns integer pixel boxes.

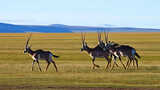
[0,32,160,90]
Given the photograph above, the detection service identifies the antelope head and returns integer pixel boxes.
[80,32,88,51]
[104,31,119,49]
[24,33,32,53]
[104,31,112,48]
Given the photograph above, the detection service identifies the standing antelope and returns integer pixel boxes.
[103,32,140,70]
[24,34,59,72]
[80,32,111,69]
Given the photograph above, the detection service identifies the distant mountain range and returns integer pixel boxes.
[0,22,160,33]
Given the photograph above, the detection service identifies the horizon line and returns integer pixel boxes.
[0,22,160,29]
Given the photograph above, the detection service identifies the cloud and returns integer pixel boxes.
[103,24,116,27]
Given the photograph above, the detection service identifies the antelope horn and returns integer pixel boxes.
[81,32,83,43]
[104,31,107,42]
[81,32,86,44]
[84,32,86,41]
[97,32,100,43]
[25,33,32,48]
[99,32,101,42]
[104,31,109,43]
[106,31,109,43]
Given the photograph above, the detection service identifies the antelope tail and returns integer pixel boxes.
[135,52,140,59]
[53,55,59,58]
[51,53,59,58]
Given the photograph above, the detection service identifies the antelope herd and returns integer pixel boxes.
[81,32,141,70]
[24,32,140,72]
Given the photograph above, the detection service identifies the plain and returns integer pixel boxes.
[0,32,160,90]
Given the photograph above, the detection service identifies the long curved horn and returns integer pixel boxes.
[106,31,109,43]
[25,33,32,48]
[97,32,101,43]
[81,32,83,43]
[97,32,99,42]
[84,32,86,42]
[81,32,86,44]
[104,31,109,43]
[99,32,101,42]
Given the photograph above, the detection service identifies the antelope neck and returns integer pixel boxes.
[28,48,35,55]
[85,47,93,54]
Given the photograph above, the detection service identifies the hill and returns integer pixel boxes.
[0,23,160,33]
[0,23,72,33]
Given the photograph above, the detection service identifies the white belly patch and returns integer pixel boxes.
[114,52,119,57]
[119,51,123,56]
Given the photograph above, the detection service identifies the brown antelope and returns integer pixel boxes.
[80,32,111,69]
[103,32,140,70]
[24,34,59,72]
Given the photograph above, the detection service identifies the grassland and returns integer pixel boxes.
[0,32,160,90]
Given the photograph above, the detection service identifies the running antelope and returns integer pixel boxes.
[24,34,59,72]
[80,33,111,69]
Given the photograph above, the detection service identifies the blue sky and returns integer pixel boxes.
[0,0,160,28]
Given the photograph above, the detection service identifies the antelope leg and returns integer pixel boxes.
[126,58,130,69]
[46,62,50,71]
[36,60,42,72]
[135,58,139,69]
[127,59,132,69]
[115,62,119,67]
[119,57,126,70]
[32,60,36,71]
[51,60,58,72]
[105,61,110,69]
[92,58,100,69]
[111,61,116,70]
[111,57,117,70]
[104,56,111,69]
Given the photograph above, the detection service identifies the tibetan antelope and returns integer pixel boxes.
[24,34,59,72]
[103,32,140,70]
[107,43,140,69]
[80,32,111,69]
[102,32,126,69]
